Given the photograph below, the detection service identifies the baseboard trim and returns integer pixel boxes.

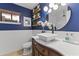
[3,49,23,56]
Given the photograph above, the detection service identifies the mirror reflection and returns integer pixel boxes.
[48,3,71,30]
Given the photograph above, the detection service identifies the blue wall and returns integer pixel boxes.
[40,3,49,22]
[0,3,32,30]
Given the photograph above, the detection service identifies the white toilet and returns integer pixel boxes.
[22,42,32,56]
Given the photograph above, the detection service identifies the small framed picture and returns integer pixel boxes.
[23,17,31,26]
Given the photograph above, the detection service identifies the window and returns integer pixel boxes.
[2,13,11,21]
[0,9,21,24]
[12,15,20,23]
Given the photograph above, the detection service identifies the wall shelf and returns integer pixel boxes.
[32,4,41,26]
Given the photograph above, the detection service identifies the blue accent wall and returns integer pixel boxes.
[40,3,49,22]
[0,3,32,30]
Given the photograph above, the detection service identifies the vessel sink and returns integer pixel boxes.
[37,33,57,42]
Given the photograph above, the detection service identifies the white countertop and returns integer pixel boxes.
[32,36,79,56]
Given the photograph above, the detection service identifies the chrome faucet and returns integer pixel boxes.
[49,24,56,34]
[51,24,54,34]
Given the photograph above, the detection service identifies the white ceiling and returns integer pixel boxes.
[15,3,38,10]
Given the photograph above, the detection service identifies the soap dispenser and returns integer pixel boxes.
[65,33,70,41]
[70,33,73,41]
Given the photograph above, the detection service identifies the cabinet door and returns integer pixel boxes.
[32,39,48,56]
[32,44,35,56]
[48,49,62,56]
[32,38,63,56]
[36,43,48,56]
[38,52,43,56]
[34,48,39,56]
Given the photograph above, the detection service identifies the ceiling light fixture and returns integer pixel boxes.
[53,4,58,10]
[43,6,48,12]
[61,3,66,6]
[48,8,52,13]
[49,3,54,8]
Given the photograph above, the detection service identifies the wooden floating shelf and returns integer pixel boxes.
[33,9,41,14]
[32,4,41,26]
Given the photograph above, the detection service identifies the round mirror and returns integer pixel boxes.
[49,4,71,30]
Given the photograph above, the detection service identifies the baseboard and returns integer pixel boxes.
[3,49,23,56]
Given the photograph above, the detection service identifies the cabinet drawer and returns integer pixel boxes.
[36,43,48,56]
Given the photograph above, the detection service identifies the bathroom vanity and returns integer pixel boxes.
[32,32,79,56]
[32,38,63,56]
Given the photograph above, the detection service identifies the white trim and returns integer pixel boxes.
[23,17,31,26]
[0,21,21,25]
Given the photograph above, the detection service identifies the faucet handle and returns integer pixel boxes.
[66,33,68,35]
[71,33,73,36]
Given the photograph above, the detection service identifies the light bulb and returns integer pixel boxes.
[61,3,66,6]
[43,6,48,12]
[37,21,42,25]
[48,8,52,13]
[53,4,58,10]
[49,3,54,8]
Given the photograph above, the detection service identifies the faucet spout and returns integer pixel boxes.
[51,24,54,34]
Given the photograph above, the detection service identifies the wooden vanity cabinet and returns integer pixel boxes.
[32,38,63,56]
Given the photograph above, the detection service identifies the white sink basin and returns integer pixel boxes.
[37,33,57,42]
